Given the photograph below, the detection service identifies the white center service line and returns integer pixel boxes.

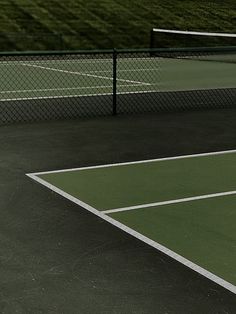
[102,190,236,214]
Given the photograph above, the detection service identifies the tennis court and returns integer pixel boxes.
[1,52,235,101]
[27,149,236,295]
[1,46,236,312]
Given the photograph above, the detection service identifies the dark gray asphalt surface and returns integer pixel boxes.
[1,109,236,313]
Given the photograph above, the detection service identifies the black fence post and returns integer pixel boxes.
[112,48,117,115]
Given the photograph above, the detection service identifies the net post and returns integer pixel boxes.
[150,29,154,49]
[112,48,117,116]
[150,29,155,57]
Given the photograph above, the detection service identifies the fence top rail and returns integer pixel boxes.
[0,46,236,57]
[116,46,236,53]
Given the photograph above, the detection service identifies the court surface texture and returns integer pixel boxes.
[1,108,236,313]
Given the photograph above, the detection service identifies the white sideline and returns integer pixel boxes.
[26,167,236,295]
[0,83,144,94]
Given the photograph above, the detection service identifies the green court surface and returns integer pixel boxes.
[1,57,235,101]
[28,150,236,295]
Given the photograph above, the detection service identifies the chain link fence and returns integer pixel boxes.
[0,47,235,124]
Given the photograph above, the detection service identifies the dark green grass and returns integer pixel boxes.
[0,0,236,51]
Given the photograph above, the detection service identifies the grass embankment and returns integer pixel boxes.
[0,0,235,51]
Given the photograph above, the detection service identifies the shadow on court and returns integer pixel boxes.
[1,108,236,313]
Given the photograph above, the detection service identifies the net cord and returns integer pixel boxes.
[152,28,236,38]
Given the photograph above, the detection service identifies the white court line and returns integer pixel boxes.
[0,83,144,94]
[0,89,158,102]
[0,58,161,65]
[0,59,113,65]
[102,190,236,214]
[1,85,233,102]
[29,149,236,176]
[26,166,236,295]
[21,63,151,86]
[83,68,159,73]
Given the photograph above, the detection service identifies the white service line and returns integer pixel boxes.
[102,190,236,214]
[21,63,151,86]
[26,171,236,295]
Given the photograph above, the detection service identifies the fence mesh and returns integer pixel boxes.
[117,48,236,114]
[0,47,235,124]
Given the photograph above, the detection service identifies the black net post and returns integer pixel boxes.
[150,29,155,49]
[150,29,156,57]
[112,48,117,115]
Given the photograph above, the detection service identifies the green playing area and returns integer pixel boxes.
[27,150,236,295]
[1,56,235,101]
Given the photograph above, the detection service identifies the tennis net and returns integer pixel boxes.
[150,46,236,64]
[117,47,236,114]
[150,29,236,51]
